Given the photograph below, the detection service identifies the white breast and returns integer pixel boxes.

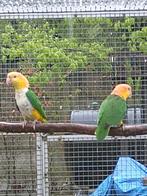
[15,88,33,119]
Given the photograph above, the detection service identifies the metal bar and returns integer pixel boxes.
[36,134,44,196]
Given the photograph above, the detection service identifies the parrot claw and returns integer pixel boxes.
[122,124,125,132]
[119,121,123,127]
[32,121,37,138]
[33,120,37,130]
[22,120,27,128]
[33,123,36,130]
[119,123,124,132]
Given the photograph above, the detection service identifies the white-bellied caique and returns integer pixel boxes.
[6,71,47,129]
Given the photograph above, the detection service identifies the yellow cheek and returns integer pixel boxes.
[123,91,130,100]
[13,79,26,90]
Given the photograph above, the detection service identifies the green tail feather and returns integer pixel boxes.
[95,123,110,140]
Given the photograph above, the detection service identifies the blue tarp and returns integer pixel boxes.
[90,157,147,196]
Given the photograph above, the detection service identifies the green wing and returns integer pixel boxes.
[96,95,127,140]
[26,89,47,120]
[98,95,127,126]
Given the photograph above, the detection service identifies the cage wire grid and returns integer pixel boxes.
[0,0,147,195]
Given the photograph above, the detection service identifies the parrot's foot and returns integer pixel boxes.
[119,123,125,133]
[33,120,37,130]
[119,121,123,128]
[22,120,27,128]
[31,121,38,138]
[122,124,125,132]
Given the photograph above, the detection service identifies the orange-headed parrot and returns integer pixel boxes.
[95,84,132,140]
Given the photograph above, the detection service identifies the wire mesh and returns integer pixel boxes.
[0,134,36,195]
[0,1,147,196]
[47,135,147,195]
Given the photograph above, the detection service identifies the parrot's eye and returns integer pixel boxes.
[13,75,17,78]
[127,87,131,92]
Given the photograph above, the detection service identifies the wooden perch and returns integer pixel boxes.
[0,122,147,137]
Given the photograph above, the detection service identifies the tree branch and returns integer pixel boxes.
[0,122,147,137]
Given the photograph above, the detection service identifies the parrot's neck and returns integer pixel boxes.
[15,87,28,94]
[111,92,127,101]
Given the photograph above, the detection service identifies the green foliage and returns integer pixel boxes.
[114,17,135,32]
[1,20,112,85]
[129,26,147,53]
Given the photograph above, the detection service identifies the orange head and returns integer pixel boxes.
[111,84,132,100]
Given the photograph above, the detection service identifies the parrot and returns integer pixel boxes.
[95,84,132,140]
[6,71,47,129]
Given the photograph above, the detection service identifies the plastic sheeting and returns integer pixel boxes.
[90,157,147,196]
